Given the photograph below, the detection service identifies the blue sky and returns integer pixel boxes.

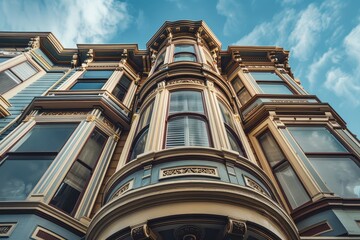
[1,0,360,137]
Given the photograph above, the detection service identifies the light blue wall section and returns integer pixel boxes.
[105,159,275,204]
[0,70,75,140]
[296,209,348,236]
[0,214,83,239]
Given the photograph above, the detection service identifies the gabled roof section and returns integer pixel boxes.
[146,20,221,52]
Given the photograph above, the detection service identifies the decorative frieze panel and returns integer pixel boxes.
[0,223,16,237]
[39,111,89,116]
[244,175,270,197]
[111,180,134,201]
[160,166,218,179]
[166,79,204,86]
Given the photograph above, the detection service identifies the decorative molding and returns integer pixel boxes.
[160,166,218,179]
[71,53,79,68]
[100,116,116,130]
[40,111,89,116]
[167,79,204,86]
[206,80,215,91]
[25,36,40,51]
[232,50,242,62]
[121,49,128,64]
[0,223,16,237]
[86,115,96,122]
[23,115,34,122]
[131,224,156,240]
[244,175,269,197]
[226,218,247,237]
[111,180,133,200]
[0,96,11,117]
[31,226,65,240]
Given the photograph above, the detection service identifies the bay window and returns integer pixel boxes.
[70,70,113,90]
[0,124,77,200]
[258,130,310,209]
[166,90,210,148]
[288,126,360,198]
[173,44,196,62]
[50,128,107,215]
[250,71,294,95]
[0,61,38,94]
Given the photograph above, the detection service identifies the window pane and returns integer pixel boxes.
[258,83,293,94]
[112,75,131,101]
[130,129,148,160]
[309,157,360,198]
[174,53,196,62]
[137,101,154,132]
[155,51,165,67]
[169,91,204,113]
[167,117,186,147]
[174,44,195,53]
[275,163,310,209]
[70,81,106,90]
[11,124,77,153]
[0,159,52,200]
[112,84,127,100]
[227,129,244,156]
[81,70,113,79]
[231,77,244,93]
[77,129,107,169]
[250,72,282,81]
[167,116,209,148]
[238,88,251,105]
[258,131,286,167]
[11,61,37,81]
[0,70,20,94]
[288,127,347,153]
[50,161,91,214]
[218,101,234,128]
[188,117,209,147]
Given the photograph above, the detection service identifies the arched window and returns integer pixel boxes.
[166,90,210,148]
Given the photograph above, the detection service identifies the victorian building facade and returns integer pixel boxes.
[0,20,359,240]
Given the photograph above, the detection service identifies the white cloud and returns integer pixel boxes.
[234,9,295,46]
[216,0,243,36]
[324,68,360,106]
[166,0,186,10]
[344,24,360,66]
[308,48,337,86]
[234,0,341,61]
[321,23,360,106]
[0,0,132,47]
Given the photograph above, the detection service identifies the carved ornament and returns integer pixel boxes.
[244,176,269,197]
[160,166,218,179]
